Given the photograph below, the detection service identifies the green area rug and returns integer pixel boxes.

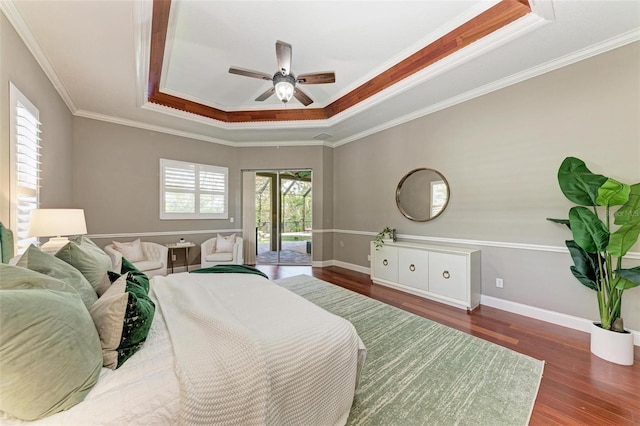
[275,275,544,426]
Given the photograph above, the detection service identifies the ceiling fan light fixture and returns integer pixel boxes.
[273,73,295,103]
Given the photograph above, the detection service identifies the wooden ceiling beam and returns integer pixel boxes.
[148,0,531,123]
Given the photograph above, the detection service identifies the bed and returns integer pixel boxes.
[0,241,366,425]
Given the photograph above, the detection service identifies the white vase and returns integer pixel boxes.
[590,322,634,366]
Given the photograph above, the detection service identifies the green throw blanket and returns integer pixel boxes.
[190,264,268,280]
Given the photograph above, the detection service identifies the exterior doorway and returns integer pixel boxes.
[247,170,312,265]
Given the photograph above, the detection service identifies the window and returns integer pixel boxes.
[160,159,228,219]
[430,180,447,217]
[9,83,41,255]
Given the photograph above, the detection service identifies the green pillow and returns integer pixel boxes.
[17,245,97,309]
[0,221,14,263]
[55,237,112,296]
[89,274,155,369]
[0,263,76,294]
[0,289,102,420]
[121,257,150,293]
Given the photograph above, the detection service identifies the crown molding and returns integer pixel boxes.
[77,27,639,149]
[6,0,637,149]
[331,27,640,147]
[74,109,237,147]
[0,1,77,113]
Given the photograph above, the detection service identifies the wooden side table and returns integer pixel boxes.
[165,242,196,273]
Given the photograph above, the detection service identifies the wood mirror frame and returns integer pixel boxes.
[396,168,450,222]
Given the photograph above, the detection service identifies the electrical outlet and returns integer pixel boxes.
[496,278,503,288]
[367,254,371,261]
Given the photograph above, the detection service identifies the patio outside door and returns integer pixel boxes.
[254,170,312,265]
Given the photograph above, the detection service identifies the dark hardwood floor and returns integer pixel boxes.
[255,264,640,425]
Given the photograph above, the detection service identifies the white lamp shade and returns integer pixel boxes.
[28,209,87,237]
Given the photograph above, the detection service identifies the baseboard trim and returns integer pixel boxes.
[325,260,640,347]
[330,260,371,275]
[481,295,640,346]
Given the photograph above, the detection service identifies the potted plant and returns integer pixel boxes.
[373,226,396,250]
[548,156,639,365]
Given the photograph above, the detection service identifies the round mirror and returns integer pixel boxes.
[396,168,450,222]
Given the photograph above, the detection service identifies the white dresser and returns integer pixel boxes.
[370,241,481,311]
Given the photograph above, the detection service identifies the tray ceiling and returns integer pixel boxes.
[2,0,639,146]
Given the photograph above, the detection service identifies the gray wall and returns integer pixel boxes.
[0,13,74,228]
[71,120,333,265]
[72,117,240,267]
[332,42,640,330]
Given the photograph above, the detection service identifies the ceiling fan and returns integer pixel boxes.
[229,40,335,106]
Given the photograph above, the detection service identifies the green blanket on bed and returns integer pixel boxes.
[190,264,268,279]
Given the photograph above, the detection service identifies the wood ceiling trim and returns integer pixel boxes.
[148,0,531,124]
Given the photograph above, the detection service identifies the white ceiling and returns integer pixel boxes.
[2,0,639,147]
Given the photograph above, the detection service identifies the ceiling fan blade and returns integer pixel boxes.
[229,67,272,81]
[255,87,275,102]
[293,87,313,106]
[297,72,335,85]
[276,40,292,76]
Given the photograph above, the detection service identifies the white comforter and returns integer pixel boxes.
[153,272,362,425]
[2,273,364,425]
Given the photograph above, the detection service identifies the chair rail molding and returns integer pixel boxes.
[88,229,243,239]
[330,229,640,259]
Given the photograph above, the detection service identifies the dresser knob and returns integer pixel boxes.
[383,259,388,266]
[443,270,450,279]
[409,264,415,272]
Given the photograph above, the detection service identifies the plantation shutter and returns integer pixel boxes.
[10,83,41,255]
[160,159,228,219]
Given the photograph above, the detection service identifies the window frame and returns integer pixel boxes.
[9,82,41,255]
[159,158,229,220]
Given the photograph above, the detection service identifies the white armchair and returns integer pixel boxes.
[201,236,243,268]
[104,241,168,277]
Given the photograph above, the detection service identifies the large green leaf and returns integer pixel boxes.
[558,157,608,206]
[608,184,640,257]
[617,266,640,289]
[614,183,640,225]
[608,222,640,257]
[566,240,598,290]
[596,178,630,206]
[569,207,609,253]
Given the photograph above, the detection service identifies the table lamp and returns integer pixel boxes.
[28,209,87,254]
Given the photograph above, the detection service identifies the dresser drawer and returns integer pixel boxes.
[373,245,398,282]
[398,248,429,291]
[428,252,467,301]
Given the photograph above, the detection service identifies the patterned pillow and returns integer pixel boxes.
[89,275,155,369]
[17,244,97,309]
[121,257,150,293]
[55,237,112,296]
[215,233,236,253]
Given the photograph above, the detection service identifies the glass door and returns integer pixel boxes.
[255,170,312,265]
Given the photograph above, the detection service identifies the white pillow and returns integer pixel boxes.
[215,234,236,253]
[112,239,145,262]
